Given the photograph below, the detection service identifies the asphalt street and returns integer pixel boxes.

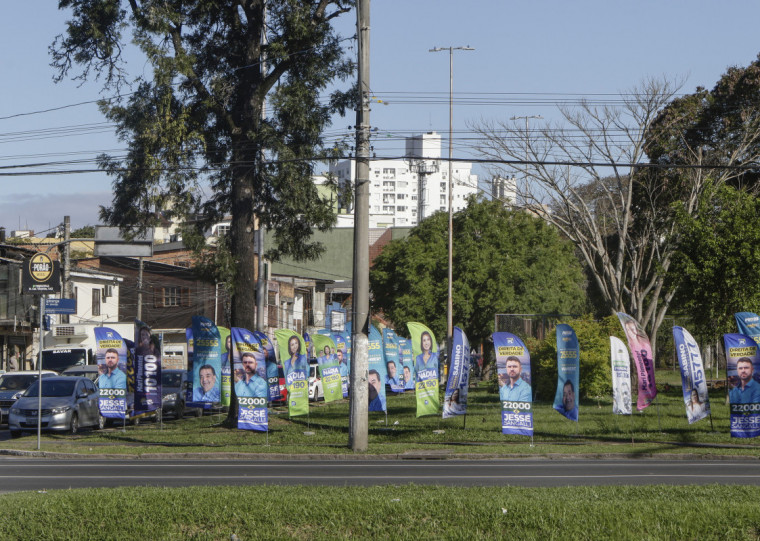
[0,458,758,492]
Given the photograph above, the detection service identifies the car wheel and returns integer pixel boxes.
[97,415,106,430]
[132,415,140,426]
[68,413,79,435]
[10,430,22,439]
[194,407,203,417]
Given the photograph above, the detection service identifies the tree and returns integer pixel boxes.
[669,182,760,341]
[71,225,95,238]
[369,197,586,350]
[51,0,356,335]
[472,75,760,354]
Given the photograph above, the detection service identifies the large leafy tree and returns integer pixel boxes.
[370,197,586,349]
[51,0,355,333]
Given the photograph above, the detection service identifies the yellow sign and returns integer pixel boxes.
[29,253,54,282]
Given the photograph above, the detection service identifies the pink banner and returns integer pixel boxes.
[617,313,657,410]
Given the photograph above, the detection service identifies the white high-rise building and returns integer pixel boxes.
[329,132,478,227]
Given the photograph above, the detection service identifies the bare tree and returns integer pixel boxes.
[472,76,760,351]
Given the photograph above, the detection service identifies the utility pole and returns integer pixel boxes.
[349,0,370,452]
[429,45,474,366]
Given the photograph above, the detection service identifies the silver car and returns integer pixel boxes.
[0,371,57,424]
[8,376,103,438]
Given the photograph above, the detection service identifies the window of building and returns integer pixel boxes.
[411,195,417,201]
[164,287,180,307]
[440,182,447,190]
[216,224,230,237]
[397,206,406,212]
[382,168,396,177]
[92,288,101,317]
[154,287,190,308]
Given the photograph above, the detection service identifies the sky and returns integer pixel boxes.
[2,1,760,235]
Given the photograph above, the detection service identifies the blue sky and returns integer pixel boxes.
[2,1,760,234]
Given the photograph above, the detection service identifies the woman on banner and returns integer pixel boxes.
[317,345,333,367]
[686,388,707,421]
[415,331,438,376]
[284,335,308,378]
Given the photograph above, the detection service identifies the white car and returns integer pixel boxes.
[308,364,323,401]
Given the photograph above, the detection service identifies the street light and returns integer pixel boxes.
[430,45,474,365]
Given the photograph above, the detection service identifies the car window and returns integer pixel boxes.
[25,380,77,398]
[83,379,96,393]
[0,374,37,391]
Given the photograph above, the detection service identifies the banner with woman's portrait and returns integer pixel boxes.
[274,329,309,418]
[492,332,532,436]
[133,321,161,414]
[311,333,342,403]
[331,332,349,397]
[673,326,710,425]
[443,327,470,419]
[407,322,440,417]
[617,312,657,411]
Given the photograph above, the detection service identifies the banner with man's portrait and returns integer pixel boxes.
[723,333,760,438]
[311,333,342,403]
[331,332,350,397]
[407,322,439,417]
[617,312,657,411]
[95,326,128,419]
[133,321,161,414]
[383,328,405,393]
[253,330,280,402]
[610,336,632,415]
[553,324,579,422]
[231,328,268,431]
[492,332,532,436]
[189,316,222,408]
[367,325,388,412]
[397,337,415,391]
[443,327,470,419]
[673,326,710,425]
[274,329,309,418]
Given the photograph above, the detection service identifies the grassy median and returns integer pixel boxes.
[1,484,759,540]
[2,373,756,457]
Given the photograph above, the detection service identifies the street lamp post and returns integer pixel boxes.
[430,45,474,366]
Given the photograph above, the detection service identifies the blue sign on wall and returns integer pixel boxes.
[44,298,77,314]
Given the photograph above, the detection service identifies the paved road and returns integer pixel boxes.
[0,458,758,492]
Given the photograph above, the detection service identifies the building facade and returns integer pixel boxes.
[329,131,478,227]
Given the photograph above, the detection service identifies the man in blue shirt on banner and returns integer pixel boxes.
[499,356,532,402]
[193,364,220,402]
[555,380,578,421]
[236,352,267,398]
[386,361,400,387]
[730,358,760,404]
[98,349,126,389]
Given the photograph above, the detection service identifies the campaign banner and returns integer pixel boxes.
[617,313,657,411]
[133,321,161,414]
[673,326,710,424]
[311,333,342,403]
[407,322,439,417]
[383,328,404,393]
[95,327,128,419]
[303,331,313,360]
[189,316,222,407]
[218,327,232,407]
[398,337,415,390]
[231,328,268,431]
[253,330,281,402]
[735,312,760,345]
[723,333,760,438]
[610,336,632,415]
[368,325,387,412]
[443,327,470,418]
[331,332,349,397]
[553,324,579,421]
[274,330,308,417]
[492,332,533,436]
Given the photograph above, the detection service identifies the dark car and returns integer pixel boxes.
[0,371,57,425]
[8,376,103,437]
[161,369,202,418]
[61,365,100,383]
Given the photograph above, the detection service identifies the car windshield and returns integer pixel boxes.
[24,380,76,398]
[162,372,182,387]
[0,374,37,391]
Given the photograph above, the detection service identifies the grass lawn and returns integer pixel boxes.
[1,484,759,540]
[2,375,754,457]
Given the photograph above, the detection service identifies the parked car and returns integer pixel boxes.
[161,369,202,418]
[8,376,103,437]
[308,363,323,401]
[61,365,100,382]
[0,371,57,425]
